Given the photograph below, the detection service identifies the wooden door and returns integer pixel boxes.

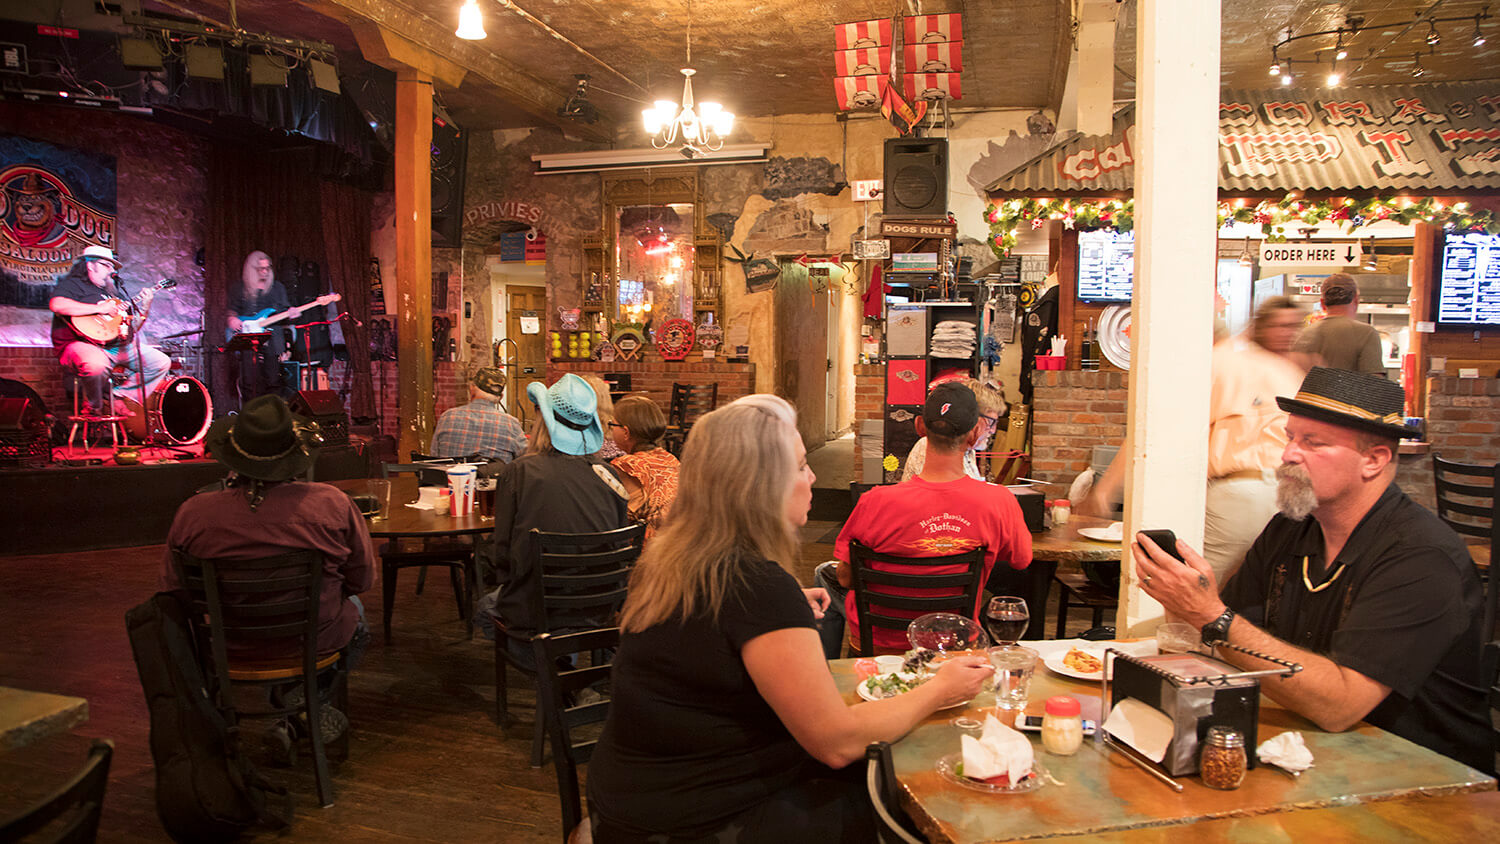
[505,285,547,429]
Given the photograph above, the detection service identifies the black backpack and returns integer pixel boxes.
[126,592,293,842]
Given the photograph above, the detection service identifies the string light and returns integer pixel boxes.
[1476,14,1488,47]
[1426,20,1441,46]
[1412,52,1427,77]
[1334,32,1348,60]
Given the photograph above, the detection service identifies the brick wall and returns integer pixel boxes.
[1029,370,1129,485]
[546,360,755,411]
[1400,375,1500,513]
[853,364,883,481]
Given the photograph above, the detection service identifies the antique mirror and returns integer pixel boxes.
[598,171,718,342]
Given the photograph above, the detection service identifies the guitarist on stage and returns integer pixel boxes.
[227,249,291,400]
[49,245,170,415]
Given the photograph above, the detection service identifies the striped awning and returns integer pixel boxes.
[986,82,1500,196]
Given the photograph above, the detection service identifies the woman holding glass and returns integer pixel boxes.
[588,395,992,842]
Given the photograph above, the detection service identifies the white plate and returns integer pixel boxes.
[936,753,1046,793]
[1078,522,1123,543]
[856,673,967,709]
[1098,305,1132,370]
[1043,652,1105,682]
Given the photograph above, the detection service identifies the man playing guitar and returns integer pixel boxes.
[49,245,171,416]
[227,250,292,401]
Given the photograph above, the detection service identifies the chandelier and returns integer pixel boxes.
[642,13,734,154]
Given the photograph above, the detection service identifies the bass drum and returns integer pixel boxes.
[120,376,213,445]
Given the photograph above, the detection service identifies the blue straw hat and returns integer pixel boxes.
[527,373,603,456]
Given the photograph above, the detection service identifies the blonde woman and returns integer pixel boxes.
[588,394,991,842]
[581,374,625,460]
[607,394,679,536]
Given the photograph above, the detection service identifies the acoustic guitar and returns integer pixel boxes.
[69,278,176,345]
[229,293,342,340]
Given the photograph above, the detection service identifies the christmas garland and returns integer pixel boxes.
[984,194,1499,258]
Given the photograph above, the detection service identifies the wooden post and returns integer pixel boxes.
[394,69,435,459]
[1119,0,1220,635]
[1408,222,1436,418]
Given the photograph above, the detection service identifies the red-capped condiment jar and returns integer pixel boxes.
[1041,695,1084,755]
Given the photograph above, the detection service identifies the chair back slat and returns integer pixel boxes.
[0,739,114,843]
[848,541,988,656]
[1431,453,1500,654]
[526,525,645,637]
[533,628,620,842]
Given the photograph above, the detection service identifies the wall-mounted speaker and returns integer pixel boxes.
[883,137,948,217]
[432,118,468,249]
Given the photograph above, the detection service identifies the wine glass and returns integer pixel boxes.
[985,596,1030,648]
[907,612,990,731]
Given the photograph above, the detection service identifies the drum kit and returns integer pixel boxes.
[114,327,213,448]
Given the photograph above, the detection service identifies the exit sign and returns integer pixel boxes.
[851,179,883,202]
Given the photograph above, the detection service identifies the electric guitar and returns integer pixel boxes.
[69,278,176,345]
[229,293,342,340]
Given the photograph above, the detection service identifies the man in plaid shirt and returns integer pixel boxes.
[432,366,526,463]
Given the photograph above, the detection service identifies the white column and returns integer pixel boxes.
[1118,0,1221,635]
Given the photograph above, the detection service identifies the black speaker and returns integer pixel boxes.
[0,397,44,431]
[431,118,468,248]
[289,390,349,446]
[883,137,948,217]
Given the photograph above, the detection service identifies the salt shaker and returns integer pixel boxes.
[1051,499,1071,526]
[1200,725,1247,789]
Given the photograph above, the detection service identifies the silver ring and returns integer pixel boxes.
[1142,574,1152,586]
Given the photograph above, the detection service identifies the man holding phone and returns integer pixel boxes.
[1133,368,1490,774]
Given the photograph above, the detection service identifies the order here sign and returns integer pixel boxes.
[1258,241,1363,268]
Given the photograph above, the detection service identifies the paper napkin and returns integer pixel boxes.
[1257,731,1314,773]
[961,714,1034,783]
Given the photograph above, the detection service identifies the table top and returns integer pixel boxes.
[0,686,88,752]
[1031,520,1123,565]
[329,477,493,538]
[831,655,1494,844]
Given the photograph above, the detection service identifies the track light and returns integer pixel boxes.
[1363,237,1379,271]
[1238,237,1255,267]
[1334,33,1348,60]
[1476,15,1488,47]
[1269,52,1280,75]
[1412,52,1427,77]
[1426,20,1441,46]
[1327,61,1341,86]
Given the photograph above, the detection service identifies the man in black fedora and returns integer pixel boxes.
[1134,367,1491,774]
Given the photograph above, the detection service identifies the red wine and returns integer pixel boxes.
[987,611,1029,644]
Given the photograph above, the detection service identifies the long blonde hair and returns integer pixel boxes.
[581,374,615,427]
[620,394,801,631]
[241,250,273,296]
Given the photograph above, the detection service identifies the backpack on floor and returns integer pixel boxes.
[126,592,293,842]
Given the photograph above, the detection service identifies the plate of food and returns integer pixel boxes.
[936,753,1046,793]
[1077,521,1124,543]
[1044,647,1106,681]
[856,671,968,709]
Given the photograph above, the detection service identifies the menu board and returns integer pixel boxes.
[1077,229,1135,302]
[1436,231,1500,326]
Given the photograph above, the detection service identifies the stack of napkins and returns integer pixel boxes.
[930,320,977,359]
[960,714,1033,783]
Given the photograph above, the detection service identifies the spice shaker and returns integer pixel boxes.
[1200,725,1247,789]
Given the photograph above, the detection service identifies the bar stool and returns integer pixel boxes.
[66,373,129,453]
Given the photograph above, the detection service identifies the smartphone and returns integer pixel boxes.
[1017,715,1096,735]
[1137,528,1185,562]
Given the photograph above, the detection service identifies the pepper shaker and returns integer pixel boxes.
[1200,725,1247,789]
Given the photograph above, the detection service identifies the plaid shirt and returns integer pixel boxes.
[431,399,526,463]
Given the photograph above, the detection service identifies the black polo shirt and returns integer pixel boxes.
[1221,482,1492,774]
[50,272,122,350]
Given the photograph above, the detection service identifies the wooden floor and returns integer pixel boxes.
[0,520,845,842]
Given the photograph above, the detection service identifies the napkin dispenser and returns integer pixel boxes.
[1106,652,1264,777]
[1006,486,1047,533]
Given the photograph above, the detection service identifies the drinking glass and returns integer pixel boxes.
[1156,622,1201,654]
[985,596,1029,647]
[907,613,990,731]
[367,479,392,521]
[988,645,1038,710]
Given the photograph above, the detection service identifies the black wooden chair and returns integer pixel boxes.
[492,524,644,767]
[1433,454,1498,639]
[1053,561,1120,639]
[533,627,619,843]
[173,549,349,808]
[985,558,1057,641]
[865,741,923,844]
[0,739,113,843]
[847,540,987,656]
[378,461,477,642]
[663,382,718,456]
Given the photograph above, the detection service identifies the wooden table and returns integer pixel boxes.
[330,477,494,539]
[1031,521,1123,565]
[0,687,87,752]
[831,657,1495,843]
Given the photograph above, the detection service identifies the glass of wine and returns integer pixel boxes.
[907,612,991,732]
[985,596,1030,648]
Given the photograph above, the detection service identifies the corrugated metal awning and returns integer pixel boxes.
[986,82,1500,196]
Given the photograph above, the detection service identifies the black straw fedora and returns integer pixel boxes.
[205,395,320,480]
[1277,366,1420,441]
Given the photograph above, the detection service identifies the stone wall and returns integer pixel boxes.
[1401,375,1500,513]
[1029,370,1129,485]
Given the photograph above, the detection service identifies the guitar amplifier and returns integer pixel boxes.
[289,389,349,447]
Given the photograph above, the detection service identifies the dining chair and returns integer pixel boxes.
[378,462,477,642]
[1485,639,1500,776]
[985,558,1057,641]
[1432,454,1498,638]
[0,739,114,843]
[865,741,923,844]
[492,523,644,767]
[1053,560,1120,639]
[663,382,718,456]
[847,540,988,656]
[532,627,619,844]
[173,549,349,807]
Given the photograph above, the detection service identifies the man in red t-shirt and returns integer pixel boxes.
[815,382,1033,656]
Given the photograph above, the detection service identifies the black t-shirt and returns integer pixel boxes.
[1220,483,1491,773]
[588,557,822,837]
[49,272,119,350]
[228,281,290,321]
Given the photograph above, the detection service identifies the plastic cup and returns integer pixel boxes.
[874,655,905,675]
[446,464,476,515]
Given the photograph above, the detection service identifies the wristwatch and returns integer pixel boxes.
[1200,608,1236,647]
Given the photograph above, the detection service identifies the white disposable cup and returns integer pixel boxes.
[874,655,905,675]
[446,464,477,515]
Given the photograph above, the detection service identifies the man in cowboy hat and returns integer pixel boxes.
[159,395,375,663]
[479,373,629,658]
[431,365,525,463]
[49,245,171,414]
[1135,368,1490,773]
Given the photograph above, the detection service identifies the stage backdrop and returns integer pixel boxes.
[0,134,117,347]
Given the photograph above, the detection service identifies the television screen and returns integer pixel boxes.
[1077,229,1134,302]
[1435,231,1500,327]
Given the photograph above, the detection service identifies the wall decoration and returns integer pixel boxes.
[696,313,722,360]
[557,306,582,330]
[611,327,645,361]
[655,318,695,361]
[593,339,617,362]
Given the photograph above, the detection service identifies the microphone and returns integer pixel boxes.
[339,311,363,328]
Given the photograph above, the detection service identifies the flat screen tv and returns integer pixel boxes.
[1077,229,1134,303]
[1434,230,1500,328]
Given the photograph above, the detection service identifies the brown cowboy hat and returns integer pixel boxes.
[205,395,320,481]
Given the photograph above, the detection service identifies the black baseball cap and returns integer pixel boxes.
[923,382,979,437]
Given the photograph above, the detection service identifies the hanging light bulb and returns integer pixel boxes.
[1238,237,1255,267]
[1268,50,1281,75]
[1363,237,1379,271]
[1334,32,1348,60]
[1281,62,1294,86]
[1426,20,1441,46]
[1411,52,1427,77]
[1475,15,1487,47]
[1327,60,1341,86]
[456,0,486,40]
